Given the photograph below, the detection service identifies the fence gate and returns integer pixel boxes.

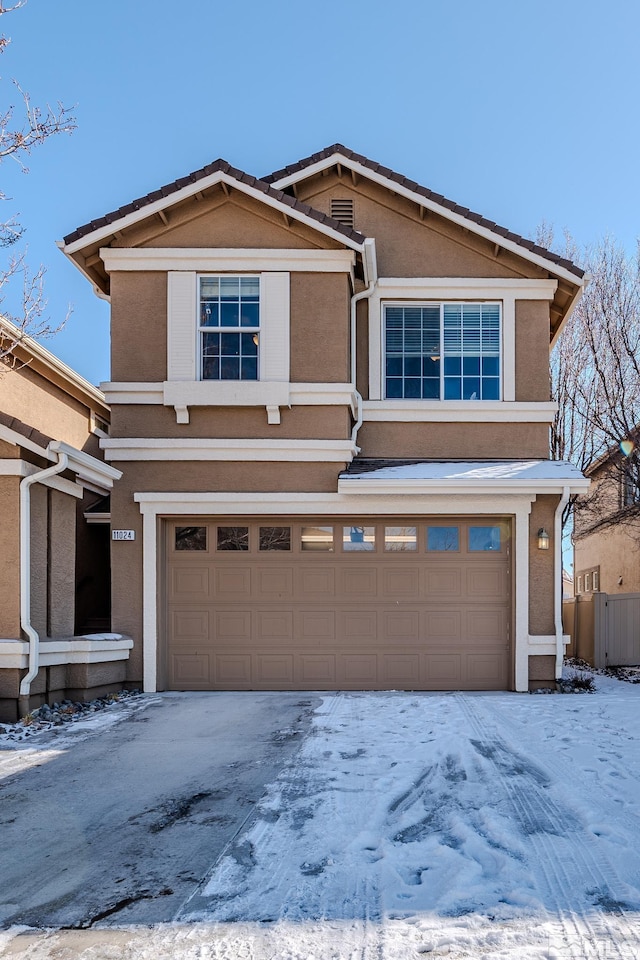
[594,592,640,668]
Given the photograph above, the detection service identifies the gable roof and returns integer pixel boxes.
[264,143,585,283]
[62,159,367,251]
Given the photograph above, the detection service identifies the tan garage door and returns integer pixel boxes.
[164,518,511,691]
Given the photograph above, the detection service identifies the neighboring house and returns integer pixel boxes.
[0,318,128,721]
[59,143,589,694]
[573,438,640,595]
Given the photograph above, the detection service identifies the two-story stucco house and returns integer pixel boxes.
[59,144,589,694]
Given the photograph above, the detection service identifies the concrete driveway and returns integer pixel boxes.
[3,681,640,959]
[0,691,322,930]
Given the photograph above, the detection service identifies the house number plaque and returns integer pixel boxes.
[112,530,136,541]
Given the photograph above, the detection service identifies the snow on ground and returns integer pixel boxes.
[4,673,640,959]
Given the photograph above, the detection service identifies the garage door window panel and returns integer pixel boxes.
[301,526,334,552]
[259,526,291,551]
[468,525,502,552]
[427,526,460,552]
[384,526,417,551]
[217,526,250,551]
[175,526,207,551]
[343,526,376,551]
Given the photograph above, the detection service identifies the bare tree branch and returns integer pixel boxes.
[547,230,640,541]
[0,0,75,363]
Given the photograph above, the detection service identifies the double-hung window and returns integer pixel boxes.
[199,276,259,381]
[384,302,501,400]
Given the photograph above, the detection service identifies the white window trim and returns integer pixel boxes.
[361,400,557,423]
[0,636,133,669]
[166,270,291,422]
[102,381,357,413]
[382,299,503,402]
[100,437,358,462]
[101,248,356,274]
[367,279,558,402]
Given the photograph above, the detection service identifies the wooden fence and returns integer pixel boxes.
[563,592,640,668]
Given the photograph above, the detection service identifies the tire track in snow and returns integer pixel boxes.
[177,693,385,958]
[458,693,640,960]
[475,695,640,846]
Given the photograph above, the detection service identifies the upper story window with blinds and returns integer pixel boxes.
[384,302,501,400]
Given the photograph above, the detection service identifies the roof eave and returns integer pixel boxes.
[338,476,591,496]
[60,169,366,260]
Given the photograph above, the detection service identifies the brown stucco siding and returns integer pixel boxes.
[529,494,558,636]
[0,362,93,451]
[110,404,351,440]
[356,298,369,399]
[297,174,546,280]
[30,484,48,638]
[290,273,350,382]
[133,194,338,250]
[112,460,343,498]
[111,270,352,389]
[111,272,167,383]
[528,654,556,688]
[23,485,79,640]
[356,422,550,460]
[515,300,551,402]
[0,476,20,637]
[49,490,76,637]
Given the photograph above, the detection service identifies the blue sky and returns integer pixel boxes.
[2,0,639,385]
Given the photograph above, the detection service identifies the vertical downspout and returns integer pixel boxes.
[19,453,69,715]
[554,484,571,680]
[350,238,377,449]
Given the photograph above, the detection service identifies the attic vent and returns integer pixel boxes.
[330,198,354,229]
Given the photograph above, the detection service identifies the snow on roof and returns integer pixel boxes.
[338,459,589,494]
[341,459,585,483]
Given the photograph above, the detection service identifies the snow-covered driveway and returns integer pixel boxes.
[4,677,640,959]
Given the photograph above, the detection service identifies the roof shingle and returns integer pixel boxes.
[63,159,367,248]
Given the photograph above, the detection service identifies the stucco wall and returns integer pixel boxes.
[111,272,167,383]
[297,173,548,281]
[110,269,352,389]
[29,483,48,637]
[49,489,76,637]
[515,300,551,402]
[357,422,550,460]
[290,273,350,382]
[110,404,350,440]
[529,494,558,636]
[0,362,94,449]
[23,484,78,640]
[132,193,340,251]
[0,476,20,638]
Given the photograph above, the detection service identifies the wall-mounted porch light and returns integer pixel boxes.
[537,527,550,550]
